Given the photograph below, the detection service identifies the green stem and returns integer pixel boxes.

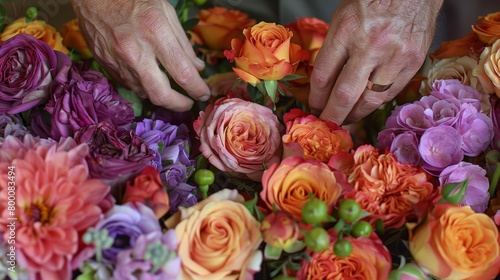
[489,163,500,197]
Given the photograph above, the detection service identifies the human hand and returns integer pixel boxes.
[308,0,443,124]
[70,0,210,111]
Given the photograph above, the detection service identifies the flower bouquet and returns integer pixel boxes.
[1,1,500,279]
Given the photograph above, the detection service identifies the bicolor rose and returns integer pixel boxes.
[194,98,283,181]
[430,32,484,61]
[408,204,500,279]
[165,189,262,280]
[224,21,309,84]
[472,11,500,44]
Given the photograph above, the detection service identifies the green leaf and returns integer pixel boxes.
[117,87,143,117]
[283,240,306,254]
[182,18,199,31]
[281,74,307,81]
[243,193,258,216]
[0,4,6,33]
[439,179,468,204]
[264,80,278,109]
[264,244,283,260]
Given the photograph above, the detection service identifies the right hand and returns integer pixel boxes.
[71,0,210,111]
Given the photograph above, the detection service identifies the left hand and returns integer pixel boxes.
[308,0,443,124]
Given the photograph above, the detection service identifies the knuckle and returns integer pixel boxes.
[310,72,332,91]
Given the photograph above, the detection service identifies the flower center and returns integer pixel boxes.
[27,201,52,224]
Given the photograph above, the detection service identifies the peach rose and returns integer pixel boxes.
[472,11,500,44]
[191,7,255,63]
[122,166,169,218]
[297,231,391,279]
[260,156,343,222]
[261,211,300,250]
[193,98,283,181]
[475,38,500,97]
[282,108,353,163]
[408,204,500,279]
[287,17,329,65]
[59,19,92,59]
[337,145,437,229]
[429,32,484,61]
[224,21,309,85]
[165,189,262,280]
[1,17,68,53]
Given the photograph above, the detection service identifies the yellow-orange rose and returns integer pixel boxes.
[260,156,343,222]
[165,189,262,280]
[192,7,255,52]
[297,231,391,279]
[476,38,500,97]
[408,204,500,279]
[287,17,329,65]
[339,145,437,229]
[59,19,92,59]
[224,21,309,85]
[472,11,500,44]
[282,108,353,163]
[1,17,68,54]
[430,32,484,61]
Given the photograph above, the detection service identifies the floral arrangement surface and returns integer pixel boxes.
[1,1,500,280]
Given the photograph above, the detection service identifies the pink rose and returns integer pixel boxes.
[194,98,283,181]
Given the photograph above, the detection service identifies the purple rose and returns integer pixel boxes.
[419,125,463,176]
[37,69,134,140]
[95,202,161,264]
[455,103,493,156]
[74,121,155,183]
[114,230,181,280]
[390,131,421,166]
[439,162,490,213]
[0,34,71,114]
[430,79,482,110]
[0,113,29,142]
[490,95,500,150]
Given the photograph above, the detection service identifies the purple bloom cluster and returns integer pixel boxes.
[0,113,29,143]
[378,79,493,175]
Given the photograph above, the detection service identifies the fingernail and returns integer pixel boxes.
[195,57,205,68]
[199,93,210,102]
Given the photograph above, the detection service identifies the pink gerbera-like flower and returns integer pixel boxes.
[0,135,110,279]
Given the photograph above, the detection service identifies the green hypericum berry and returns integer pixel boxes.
[337,199,362,223]
[333,239,352,258]
[351,221,373,238]
[25,7,38,22]
[194,169,215,199]
[304,227,330,252]
[301,197,328,225]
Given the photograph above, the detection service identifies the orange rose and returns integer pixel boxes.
[59,19,92,59]
[260,156,343,222]
[408,204,500,279]
[476,38,500,97]
[472,11,500,45]
[122,166,169,218]
[282,108,353,163]
[297,231,391,279]
[165,189,262,280]
[191,7,255,63]
[1,17,68,53]
[287,17,329,65]
[337,145,437,229]
[224,22,309,85]
[430,32,484,61]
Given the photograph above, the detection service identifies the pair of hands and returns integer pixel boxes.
[71,0,443,124]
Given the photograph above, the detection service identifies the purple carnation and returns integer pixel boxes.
[390,131,421,166]
[430,79,482,110]
[95,202,161,264]
[419,125,463,176]
[0,34,71,114]
[114,230,181,280]
[454,103,493,156]
[0,113,29,142]
[168,182,198,213]
[439,162,490,213]
[74,121,155,184]
[35,68,134,140]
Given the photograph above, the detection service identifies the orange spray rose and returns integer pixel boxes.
[472,11,500,45]
[59,19,92,59]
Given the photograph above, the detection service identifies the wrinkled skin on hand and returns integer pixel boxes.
[70,0,210,111]
[309,0,443,124]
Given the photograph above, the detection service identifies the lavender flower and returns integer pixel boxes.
[455,103,493,156]
[95,202,161,264]
[168,182,198,213]
[430,79,482,110]
[390,131,421,166]
[419,125,463,176]
[439,162,490,213]
[419,95,461,127]
[114,230,181,280]
[0,113,29,143]
[489,95,500,151]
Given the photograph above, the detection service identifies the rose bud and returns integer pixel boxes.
[261,211,299,250]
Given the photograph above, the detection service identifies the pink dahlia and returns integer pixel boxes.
[0,135,110,279]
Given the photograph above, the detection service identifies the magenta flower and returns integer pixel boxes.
[455,103,493,156]
[439,162,490,213]
[419,125,463,175]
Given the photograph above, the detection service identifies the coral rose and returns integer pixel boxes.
[224,21,309,84]
[430,32,485,61]
[282,108,353,163]
[193,98,283,181]
[1,17,68,53]
[472,11,500,44]
[261,211,300,250]
[476,38,500,97]
[337,145,437,229]
[408,204,500,279]
[260,156,343,222]
[59,19,92,59]
[165,189,262,280]
[287,17,329,65]
[297,231,391,279]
